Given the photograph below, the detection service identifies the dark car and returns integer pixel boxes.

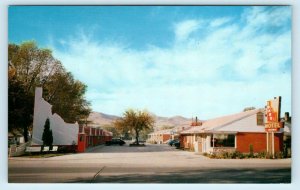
[105,138,126,146]
[173,141,180,149]
[168,139,179,146]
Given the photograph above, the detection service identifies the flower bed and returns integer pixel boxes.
[202,151,290,159]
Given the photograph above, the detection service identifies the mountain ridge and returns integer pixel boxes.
[87,111,194,130]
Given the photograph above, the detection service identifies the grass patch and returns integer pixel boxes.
[21,153,70,158]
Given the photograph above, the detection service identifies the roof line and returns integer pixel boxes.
[211,109,262,131]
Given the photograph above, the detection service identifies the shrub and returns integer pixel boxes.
[234,151,244,159]
[209,152,217,159]
[231,151,238,159]
[257,151,267,158]
[222,151,230,159]
[249,144,254,158]
[244,153,250,159]
[274,152,284,159]
[42,118,53,151]
[266,152,273,159]
[202,150,288,159]
[283,144,290,158]
[57,146,75,153]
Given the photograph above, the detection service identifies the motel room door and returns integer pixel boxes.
[197,135,203,153]
[183,136,188,149]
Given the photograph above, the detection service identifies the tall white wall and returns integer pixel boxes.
[32,87,79,145]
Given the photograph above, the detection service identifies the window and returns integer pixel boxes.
[210,134,235,147]
[257,112,264,126]
[196,136,202,142]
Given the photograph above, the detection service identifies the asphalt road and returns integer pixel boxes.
[8,143,291,183]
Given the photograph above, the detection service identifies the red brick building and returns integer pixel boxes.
[180,109,289,154]
[77,125,112,152]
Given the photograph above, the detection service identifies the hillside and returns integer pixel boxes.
[87,112,120,126]
[87,112,193,130]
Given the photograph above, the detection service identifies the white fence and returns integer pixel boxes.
[9,141,31,157]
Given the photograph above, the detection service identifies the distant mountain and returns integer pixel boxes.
[87,111,193,130]
[152,115,191,129]
[87,112,120,126]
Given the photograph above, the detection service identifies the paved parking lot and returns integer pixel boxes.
[8,143,291,183]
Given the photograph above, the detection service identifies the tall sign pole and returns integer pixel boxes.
[265,96,283,158]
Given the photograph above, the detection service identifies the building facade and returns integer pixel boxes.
[180,109,289,154]
[147,129,172,144]
[77,125,112,152]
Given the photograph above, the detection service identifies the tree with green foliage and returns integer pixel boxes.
[8,78,34,142]
[102,125,121,138]
[8,41,91,141]
[42,70,91,123]
[42,118,53,151]
[249,144,254,157]
[139,127,154,141]
[114,109,154,145]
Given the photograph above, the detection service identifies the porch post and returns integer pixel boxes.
[272,132,275,158]
[266,132,269,153]
[234,134,237,149]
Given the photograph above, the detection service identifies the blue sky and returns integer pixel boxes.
[9,6,291,119]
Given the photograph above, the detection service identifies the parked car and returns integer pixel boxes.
[173,141,180,149]
[105,138,126,146]
[168,139,179,146]
[165,139,172,144]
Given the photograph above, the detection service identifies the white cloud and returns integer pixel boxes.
[243,6,291,28]
[210,17,232,27]
[52,7,291,118]
[174,19,202,42]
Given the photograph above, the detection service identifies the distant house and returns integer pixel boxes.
[8,130,26,146]
[147,129,172,144]
[147,124,193,144]
[180,109,290,154]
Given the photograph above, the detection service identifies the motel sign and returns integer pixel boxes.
[265,96,283,157]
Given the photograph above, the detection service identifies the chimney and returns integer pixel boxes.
[35,87,43,99]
